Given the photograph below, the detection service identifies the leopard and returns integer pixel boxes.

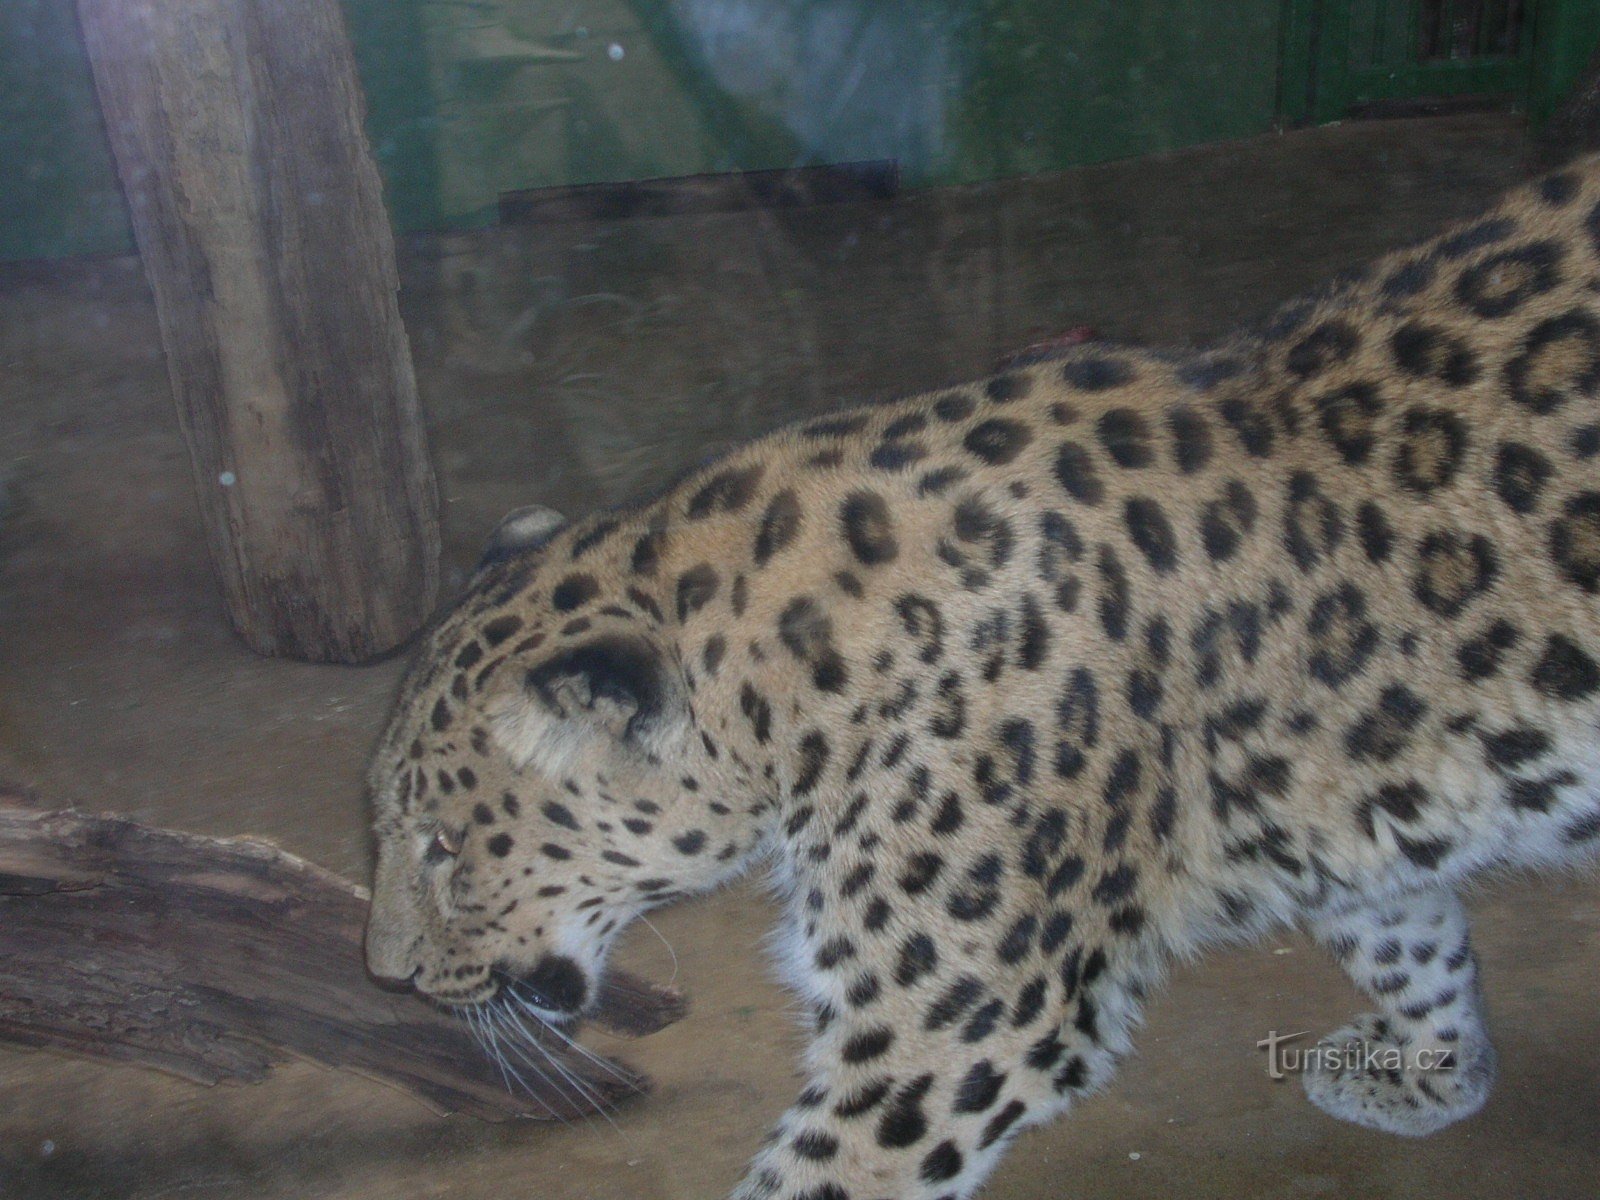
[365,155,1600,1200]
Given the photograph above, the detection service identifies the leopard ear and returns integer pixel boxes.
[479,505,566,568]
[490,635,688,771]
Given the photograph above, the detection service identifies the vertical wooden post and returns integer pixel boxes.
[77,0,440,663]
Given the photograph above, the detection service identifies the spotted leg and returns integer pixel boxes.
[1302,887,1495,1136]
[728,939,1144,1200]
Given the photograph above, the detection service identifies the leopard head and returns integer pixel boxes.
[364,506,751,1019]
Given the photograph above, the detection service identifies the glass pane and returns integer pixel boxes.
[3,2,1598,1198]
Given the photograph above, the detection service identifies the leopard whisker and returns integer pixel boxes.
[638,914,681,986]
[534,1011,641,1091]
[497,993,624,1131]
[465,1005,517,1101]
[470,1002,566,1122]
[487,1001,574,1124]
[505,985,643,1088]
[499,979,640,1090]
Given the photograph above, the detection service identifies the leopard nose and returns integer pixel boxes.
[368,964,420,992]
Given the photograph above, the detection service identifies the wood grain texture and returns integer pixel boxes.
[0,790,686,1120]
[76,0,440,662]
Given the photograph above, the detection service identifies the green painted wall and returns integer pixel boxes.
[0,1,130,261]
[963,2,1283,180]
[0,1,1595,264]
[1529,0,1600,122]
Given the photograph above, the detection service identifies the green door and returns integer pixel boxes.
[1282,0,1600,124]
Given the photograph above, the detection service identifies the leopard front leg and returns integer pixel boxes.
[1302,887,1494,1136]
[729,920,1147,1200]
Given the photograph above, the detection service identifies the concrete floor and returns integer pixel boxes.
[2,113,1598,1198]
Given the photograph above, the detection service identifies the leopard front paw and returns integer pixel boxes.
[1300,1014,1494,1137]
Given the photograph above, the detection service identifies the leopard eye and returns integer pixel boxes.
[425,826,463,862]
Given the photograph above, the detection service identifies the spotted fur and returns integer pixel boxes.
[367,158,1600,1199]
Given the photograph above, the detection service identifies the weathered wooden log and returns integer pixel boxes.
[0,789,686,1121]
[76,0,441,663]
